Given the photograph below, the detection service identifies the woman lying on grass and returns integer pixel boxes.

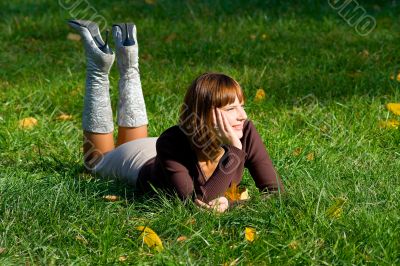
[68,19,284,213]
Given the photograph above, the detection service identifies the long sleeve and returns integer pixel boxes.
[154,126,247,202]
[243,121,285,193]
[155,136,195,200]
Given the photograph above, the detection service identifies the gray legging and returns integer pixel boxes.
[92,137,158,186]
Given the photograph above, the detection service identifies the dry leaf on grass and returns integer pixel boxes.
[379,119,400,129]
[390,73,400,82]
[292,147,302,156]
[288,240,299,250]
[386,103,400,116]
[67,33,81,41]
[326,197,347,219]
[225,182,250,201]
[0,247,6,254]
[75,234,88,244]
[360,49,369,58]
[136,226,163,251]
[244,227,256,242]
[254,88,266,102]
[185,218,196,225]
[250,34,257,40]
[19,117,38,129]
[102,195,120,202]
[223,258,240,266]
[145,0,156,5]
[306,152,315,161]
[176,235,187,242]
[164,32,177,43]
[118,255,127,262]
[57,113,73,121]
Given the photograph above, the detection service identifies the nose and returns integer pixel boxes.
[238,107,247,121]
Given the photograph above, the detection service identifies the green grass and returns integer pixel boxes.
[1,0,400,264]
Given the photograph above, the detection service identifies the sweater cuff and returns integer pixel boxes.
[227,145,247,160]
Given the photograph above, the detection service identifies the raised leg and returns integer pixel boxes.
[68,20,116,168]
[83,132,114,169]
[113,23,149,146]
[117,126,148,146]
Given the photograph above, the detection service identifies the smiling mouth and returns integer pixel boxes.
[232,125,243,130]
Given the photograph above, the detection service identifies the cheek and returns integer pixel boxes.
[225,113,236,125]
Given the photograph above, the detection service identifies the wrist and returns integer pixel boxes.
[232,140,242,150]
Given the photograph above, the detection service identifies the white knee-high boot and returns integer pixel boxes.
[112,23,148,128]
[68,20,115,133]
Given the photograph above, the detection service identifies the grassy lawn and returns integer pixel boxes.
[1,0,400,264]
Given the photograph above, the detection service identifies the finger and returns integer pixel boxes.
[219,109,230,133]
[195,199,211,209]
[216,109,225,133]
[212,108,217,127]
[209,200,228,213]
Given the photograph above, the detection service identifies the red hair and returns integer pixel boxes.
[179,73,244,160]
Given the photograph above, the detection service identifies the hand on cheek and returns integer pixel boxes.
[213,108,242,150]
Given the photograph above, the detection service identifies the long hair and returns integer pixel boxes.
[179,73,245,161]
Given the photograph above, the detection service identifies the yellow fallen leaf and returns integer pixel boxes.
[19,117,38,129]
[320,125,329,133]
[386,103,400,116]
[306,152,315,161]
[330,207,343,218]
[250,34,257,40]
[0,247,6,254]
[145,0,156,5]
[288,240,299,250]
[239,188,250,200]
[176,235,187,242]
[225,182,250,201]
[379,119,400,129]
[57,113,73,121]
[223,258,240,266]
[136,226,163,251]
[261,33,269,40]
[347,71,362,78]
[67,32,81,41]
[75,234,88,244]
[326,197,347,219]
[254,88,266,102]
[244,227,256,242]
[360,49,369,58]
[397,73,400,82]
[118,255,127,262]
[315,238,325,248]
[102,195,120,202]
[292,147,302,156]
[185,218,196,225]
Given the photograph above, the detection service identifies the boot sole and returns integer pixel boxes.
[68,19,105,48]
[113,23,136,46]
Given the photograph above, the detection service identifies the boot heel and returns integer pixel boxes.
[68,19,113,54]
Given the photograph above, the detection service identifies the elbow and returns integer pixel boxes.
[260,180,285,195]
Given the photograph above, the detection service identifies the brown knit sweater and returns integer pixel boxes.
[137,120,284,202]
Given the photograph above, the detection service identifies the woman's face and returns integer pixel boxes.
[219,95,247,139]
